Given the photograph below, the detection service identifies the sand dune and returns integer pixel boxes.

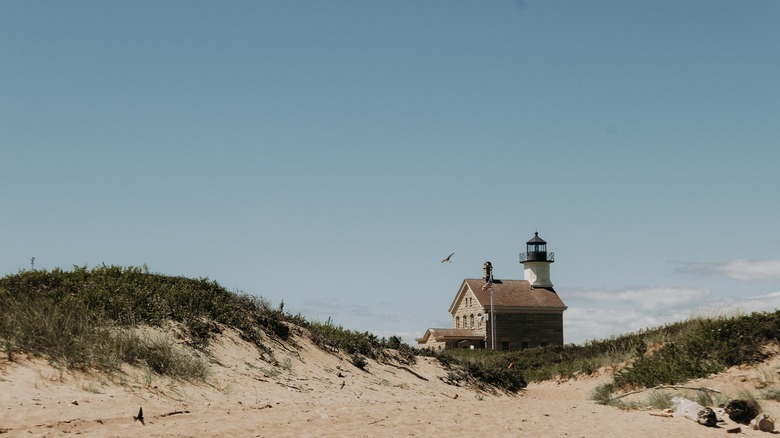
[2,329,779,437]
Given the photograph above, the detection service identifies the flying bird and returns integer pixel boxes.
[133,407,145,425]
[441,252,455,263]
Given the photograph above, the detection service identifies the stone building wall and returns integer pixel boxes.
[452,290,487,335]
[486,311,563,351]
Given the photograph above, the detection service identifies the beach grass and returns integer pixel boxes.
[3,266,780,394]
[0,265,290,378]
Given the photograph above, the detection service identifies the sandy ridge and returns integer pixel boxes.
[2,328,779,437]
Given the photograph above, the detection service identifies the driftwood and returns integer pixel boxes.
[614,385,722,400]
[380,361,429,382]
[159,410,190,418]
[275,382,302,391]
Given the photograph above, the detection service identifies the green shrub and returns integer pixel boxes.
[307,318,381,359]
[385,336,402,349]
[431,311,780,395]
[591,383,618,405]
[435,350,527,392]
[0,266,294,354]
[350,353,368,370]
[138,335,209,380]
[466,361,526,392]
[0,289,115,368]
[695,389,715,407]
[0,266,292,376]
[611,313,780,390]
[647,391,674,409]
[112,330,209,380]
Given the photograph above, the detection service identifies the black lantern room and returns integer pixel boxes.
[520,232,555,263]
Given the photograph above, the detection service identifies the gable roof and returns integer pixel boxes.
[448,279,567,314]
[416,328,483,343]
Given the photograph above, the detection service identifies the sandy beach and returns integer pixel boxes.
[3,329,779,437]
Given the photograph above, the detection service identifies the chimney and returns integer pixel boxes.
[482,261,493,281]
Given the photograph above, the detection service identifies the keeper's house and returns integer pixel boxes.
[416,233,567,351]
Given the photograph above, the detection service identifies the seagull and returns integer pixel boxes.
[441,252,455,263]
[133,407,145,425]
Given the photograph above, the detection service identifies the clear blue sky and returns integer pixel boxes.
[2,1,779,344]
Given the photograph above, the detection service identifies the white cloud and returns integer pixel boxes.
[564,305,695,344]
[566,287,710,311]
[676,259,780,282]
[563,289,780,344]
[555,259,780,344]
[697,291,780,316]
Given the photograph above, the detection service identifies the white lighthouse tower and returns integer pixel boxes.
[520,232,554,289]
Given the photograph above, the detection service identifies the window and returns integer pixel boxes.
[470,314,474,328]
[501,341,509,351]
[521,341,529,350]
[455,316,460,328]
[477,313,482,328]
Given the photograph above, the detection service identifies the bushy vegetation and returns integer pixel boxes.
[436,349,527,392]
[350,353,368,370]
[0,266,415,380]
[605,313,780,391]
[425,330,648,393]
[556,311,780,404]
[307,318,382,359]
[305,320,418,368]
[421,311,780,397]
[113,330,209,379]
[5,266,780,396]
[0,265,293,347]
[0,265,295,378]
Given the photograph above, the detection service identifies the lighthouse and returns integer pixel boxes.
[417,230,567,351]
[519,232,555,289]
